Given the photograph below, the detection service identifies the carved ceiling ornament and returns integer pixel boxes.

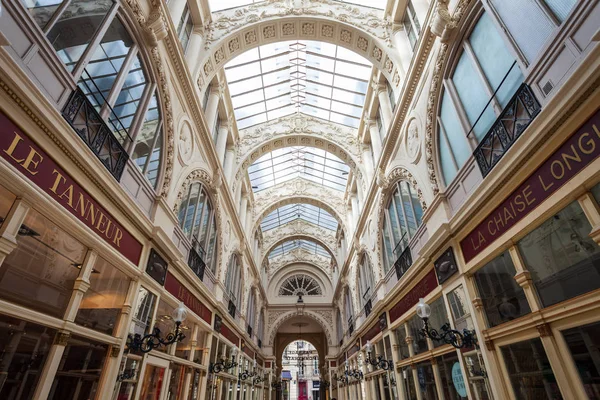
[267,248,333,280]
[405,117,421,163]
[262,234,337,268]
[262,219,337,256]
[178,119,194,165]
[266,309,334,347]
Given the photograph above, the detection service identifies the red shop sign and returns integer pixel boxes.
[165,272,212,324]
[461,109,600,263]
[0,112,142,264]
[389,270,438,323]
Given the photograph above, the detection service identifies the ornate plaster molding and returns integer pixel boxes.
[266,309,334,346]
[172,168,214,212]
[267,248,332,280]
[262,219,337,256]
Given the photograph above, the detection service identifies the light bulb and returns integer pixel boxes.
[415,298,431,319]
[365,340,373,353]
[172,302,188,323]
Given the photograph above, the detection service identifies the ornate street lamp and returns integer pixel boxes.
[239,359,258,381]
[415,298,477,349]
[210,349,238,373]
[126,302,187,353]
[365,340,393,371]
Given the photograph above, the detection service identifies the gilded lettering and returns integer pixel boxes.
[550,160,565,179]
[487,220,496,236]
[21,148,43,175]
[538,175,554,192]
[514,194,526,212]
[523,185,536,205]
[74,193,88,218]
[113,228,123,247]
[3,132,26,163]
[594,124,600,138]
[84,201,99,226]
[50,169,67,194]
[579,132,596,155]
[58,185,74,208]
[104,219,115,240]
[493,213,504,233]
[561,145,581,170]
[95,212,107,234]
[503,206,514,223]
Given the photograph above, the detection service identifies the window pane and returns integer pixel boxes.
[395,326,410,360]
[20,0,64,30]
[544,0,576,22]
[562,321,600,398]
[49,335,109,400]
[0,315,56,399]
[436,352,466,400]
[447,285,474,332]
[469,13,523,108]
[75,257,130,335]
[130,286,157,337]
[428,296,449,349]
[48,0,113,72]
[110,55,147,139]
[501,338,563,400]
[473,251,531,327]
[407,314,428,355]
[0,183,17,227]
[440,92,471,181]
[416,361,438,399]
[0,209,86,318]
[452,52,496,141]
[79,17,134,110]
[517,201,600,308]
[153,299,176,354]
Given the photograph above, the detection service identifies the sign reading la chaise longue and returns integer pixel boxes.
[0,111,143,264]
[461,109,600,263]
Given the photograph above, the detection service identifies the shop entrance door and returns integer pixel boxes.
[138,356,168,400]
[298,381,308,400]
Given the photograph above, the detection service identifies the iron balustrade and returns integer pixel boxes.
[394,245,413,281]
[364,299,372,318]
[348,317,354,336]
[228,300,237,319]
[247,324,253,337]
[188,236,207,282]
[62,87,129,180]
[473,83,541,176]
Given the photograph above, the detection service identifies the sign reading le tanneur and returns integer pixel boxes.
[461,109,600,263]
[0,111,143,264]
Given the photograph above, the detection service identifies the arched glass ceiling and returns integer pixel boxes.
[269,239,331,259]
[249,147,349,192]
[209,0,388,13]
[261,203,338,232]
[225,40,372,129]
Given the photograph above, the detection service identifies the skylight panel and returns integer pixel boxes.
[336,0,388,10]
[268,239,331,259]
[249,146,349,192]
[225,40,372,129]
[208,0,264,12]
[260,204,338,232]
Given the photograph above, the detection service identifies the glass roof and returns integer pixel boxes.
[225,40,372,129]
[338,0,388,9]
[249,146,349,192]
[261,203,338,232]
[269,239,331,259]
[208,0,387,13]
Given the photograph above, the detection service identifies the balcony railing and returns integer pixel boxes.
[472,80,541,177]
[364,299,372,318]
[394,245,413,281]
[228,300,237,319]
[62,88,130,180]
[188,236,207,282]
[247,324,253,337]
[348,317,354,336]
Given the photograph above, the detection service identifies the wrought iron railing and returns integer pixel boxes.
[188,236,207,282]
[62,88,129,180]
[348,317,354,336]
[258,339,262,348]
[364,299,372,318]
[247,324,253,337]
[471,78,541,177]
[394,245,413,281]
[228,300,237,319]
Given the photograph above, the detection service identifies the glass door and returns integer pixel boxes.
[139,357,168,400]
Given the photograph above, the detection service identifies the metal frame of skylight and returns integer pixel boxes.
[261,204,338,232]
[268,239,331,259]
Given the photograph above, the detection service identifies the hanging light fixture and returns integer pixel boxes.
[126,302,188,353]
[415,298,477,349]
[364,340,393,371]
[210,348,238,373]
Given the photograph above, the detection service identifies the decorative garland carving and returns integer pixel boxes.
[266,309,334,346]
[172,169,213,212]
[267,248,333,280]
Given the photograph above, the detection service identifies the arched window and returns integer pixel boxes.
[437,11,524,185]
[343,288,354,327]
[224,254,242,312]
[246,289,256,334]
[177,182,218,273]
[381,181,424,272]
[18,2,165,187]
[336,309,343,343]
[358,254,375,308]
[257,309,265,346]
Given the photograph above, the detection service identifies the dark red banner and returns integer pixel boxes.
[241,341,254,359]
[361,320,382,345]
[461,109,600,262]
[220,321,240,347]
[330,360,337,367]
[347,340,360,357]
[165,272,212,324]
[0,112,143,264]
[389,270,438,323]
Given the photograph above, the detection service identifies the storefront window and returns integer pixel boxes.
[464,352,491,399]
[153,299,175,354]
[473,251,531,327]
[114,355,142,400]
[403,367,417,400]
[140,364,166,400]
[0,315,56,399]
[49,335,109,400]
[167,364,186,399]
[395,325,410,359]
[517,201,600,308]
[562,321,600,399]
[500,338,563,400]
[1,209,86,318]
[0,184,16,227]
[428,296,449,349]
[175,323,194,360]
[447,285,474,332]
[188,369,201,400]
[193,331,207,364]
[437,352,467,400]
[75,257,130,335]
[591,183,600,205]
[131,286,157,337]
[407,315,428,355]
[416,361,438,399]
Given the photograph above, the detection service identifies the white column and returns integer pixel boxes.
[368,121,383,161]
[245,206,253,234]
[168,0,188,28]
[362,145,374,178]
[235,184,243,213]
[185,29,204,74]
[216,124,229,164]
[223,147,236,183]
[204,86,221,132]
[239,196,248,226]
[377,86,394,132]
[393,28,413,74]
[351,195,359,228]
